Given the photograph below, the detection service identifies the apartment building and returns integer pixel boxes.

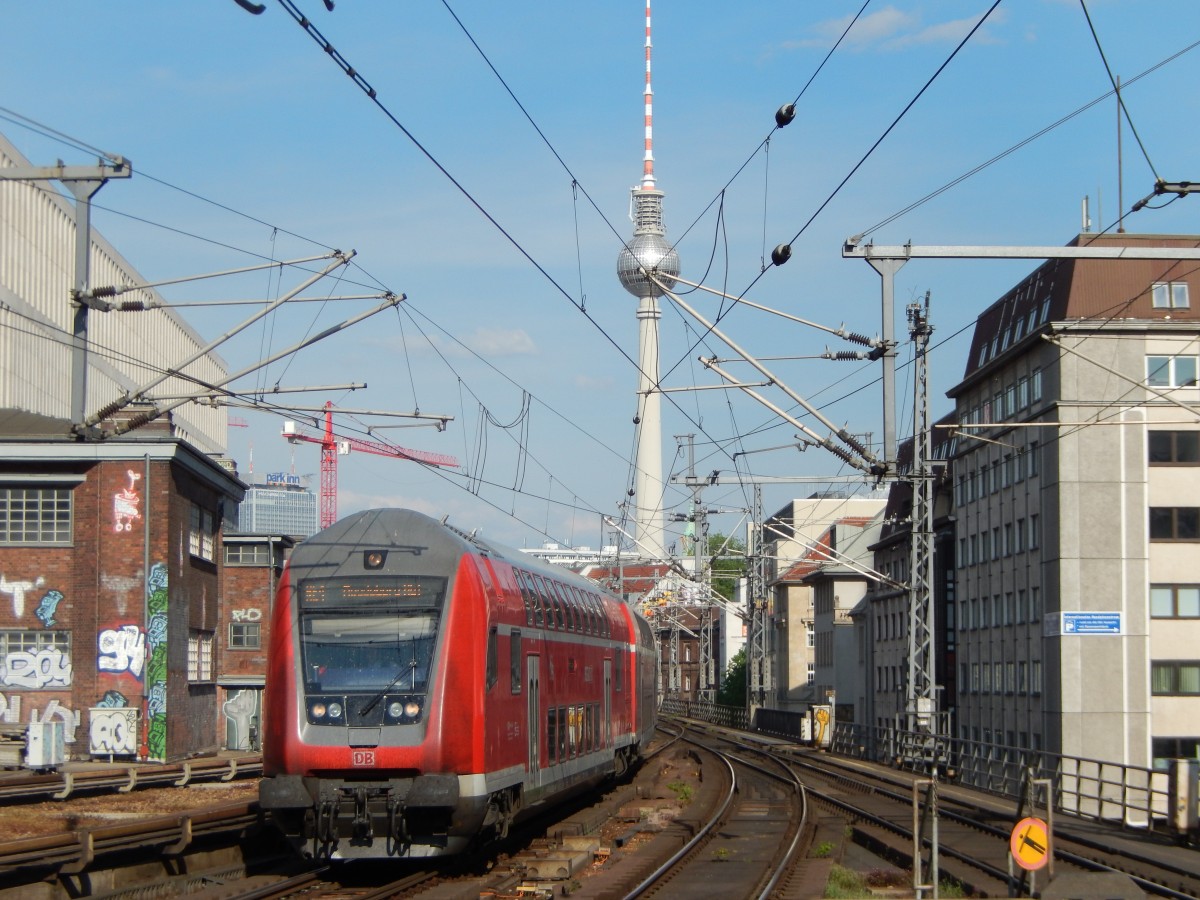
[947,232,1200,768]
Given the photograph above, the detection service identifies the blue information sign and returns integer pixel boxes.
[1060,612,1122,634]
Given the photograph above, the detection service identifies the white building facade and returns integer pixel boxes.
[948,233,1200,768]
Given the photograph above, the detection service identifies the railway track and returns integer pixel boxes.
[0,755,261,804]
[623,736,808,899]
[687,718,1200,900]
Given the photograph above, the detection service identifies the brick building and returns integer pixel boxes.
[0,433,243,762]
[216,532,293,751]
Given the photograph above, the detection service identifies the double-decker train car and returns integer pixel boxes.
[260,508,658,859]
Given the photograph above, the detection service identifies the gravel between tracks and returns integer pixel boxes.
[0,779,258,840]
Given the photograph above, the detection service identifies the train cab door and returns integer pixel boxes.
[603,658,612,748]
[526,654,541,787]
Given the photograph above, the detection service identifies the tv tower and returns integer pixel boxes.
[617,0,680,560]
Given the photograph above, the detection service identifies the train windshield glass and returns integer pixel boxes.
[298,576,444,694]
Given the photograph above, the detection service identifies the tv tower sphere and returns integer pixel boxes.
[617,229,680,299]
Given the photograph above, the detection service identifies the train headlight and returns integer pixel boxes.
[307,697,347,724]
[387,700,405,719]
[404,700,421,719]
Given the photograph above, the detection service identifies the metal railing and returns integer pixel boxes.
[664,701,1179,835]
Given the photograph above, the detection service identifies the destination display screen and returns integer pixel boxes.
[299,576,446,608]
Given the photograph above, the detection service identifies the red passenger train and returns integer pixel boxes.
[260,508,658,859]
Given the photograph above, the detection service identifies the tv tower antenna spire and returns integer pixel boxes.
[617,0,680,560]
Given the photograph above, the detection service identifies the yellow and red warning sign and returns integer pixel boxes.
[1010,817,1050,871]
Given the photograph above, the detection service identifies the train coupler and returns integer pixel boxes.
[386,796,411,855]
[351,787,374,842]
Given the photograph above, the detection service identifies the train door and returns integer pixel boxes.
[603,658,612,748]
[526,654,541,787]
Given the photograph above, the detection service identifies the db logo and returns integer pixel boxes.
[351,750,376,767]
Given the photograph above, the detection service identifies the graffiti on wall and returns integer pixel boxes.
[0,575,45,618]
[0,694,81,742]
[144,562,168,761]
[98,625,146,679]
[222,689,260,751]
[34,590,65,628]
[89,707,138,756]
[113,469,142,532]
[96,690,128,708]
[231,608,261,622]
[0,644,72,689]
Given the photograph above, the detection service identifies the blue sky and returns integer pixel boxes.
[4,1,1200,550]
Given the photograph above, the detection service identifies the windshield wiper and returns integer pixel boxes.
[361,658,418,716]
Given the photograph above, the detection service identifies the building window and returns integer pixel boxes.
[1147,355,1199,388]
[1152,738,1200,770]
[1150,507,1200,541]
[1028,515,1040,550]
[188,630,214,681]
[1150,585,1200,618]
[189,504,216,561]
[224,543,272,565]
[1152,282,1190,309]
[0,630,72,688]
[1031,368,1043,402]
[1032,659,1042,695]
[1151,661,1200,695]
[806,622,815,648]
[1030,586,1041,622]
[807,663,815,685]
[228,622,261,649]
[1149,431,1200,465]
[0,486,72,545]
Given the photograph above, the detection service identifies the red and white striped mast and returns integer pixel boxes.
[617,0,680,561]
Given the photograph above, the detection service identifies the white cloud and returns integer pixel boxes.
[462,327,537,357]
[784,6,1006,52]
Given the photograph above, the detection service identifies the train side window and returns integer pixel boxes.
[557,706,568,760]
[510,629,522,694]
[587,593,600,635]
[553,582,574,632]
[551,585,565,630]
[592,703,601,750]
[576,587,593,634]
[532,574,552,629]
[572,587,587,634]
[486,626,499,691]
[595,594,610,637]
[614,654,624,692]
[517,571,534,625]
[546,709,557,764]
[568,705,578,757]
[568,586,582,633]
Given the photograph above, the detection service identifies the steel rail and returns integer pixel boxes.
[623,741,737,899]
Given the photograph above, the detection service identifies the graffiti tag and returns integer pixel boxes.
[89,708,138,755]
[98,625,146,679]
[1,645,72,689]
[34,590,65,628]
[231,608,262,622]
[0,575,45,618]
[113,469,142,532]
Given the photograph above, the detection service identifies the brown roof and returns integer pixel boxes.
[956,232,1200,389]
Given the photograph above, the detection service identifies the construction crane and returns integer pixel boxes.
[283,401,458,528]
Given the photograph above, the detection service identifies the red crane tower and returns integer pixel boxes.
[283,401,458,528]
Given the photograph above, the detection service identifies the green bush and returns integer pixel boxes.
[824,865,867,898]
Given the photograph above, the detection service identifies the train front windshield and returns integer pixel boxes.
[302,614,437,692]
[297,575,446,726]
